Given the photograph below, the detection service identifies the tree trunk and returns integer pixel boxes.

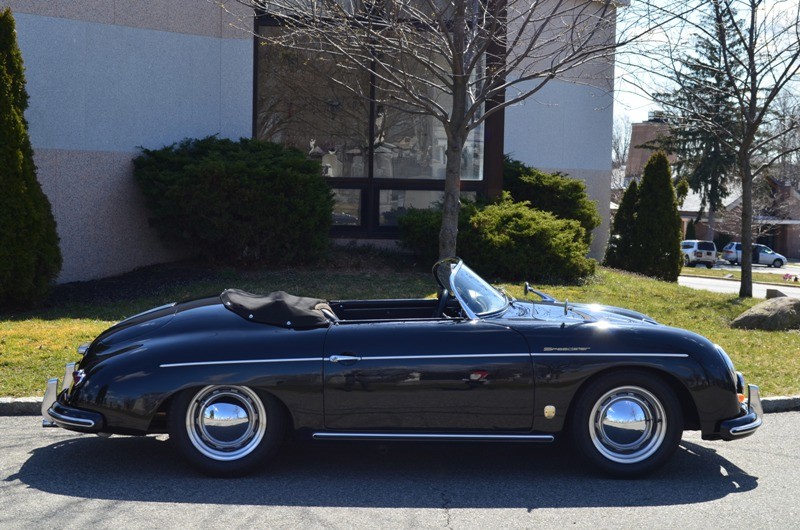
[438,9,467,261]
[738,156,753,298]
[439,133,465,258]
[707,205,716,241]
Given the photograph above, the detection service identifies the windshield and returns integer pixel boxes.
[434,259,508,318]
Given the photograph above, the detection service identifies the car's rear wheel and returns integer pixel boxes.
[705,261,714,269]
[773,259,784,268]
[570,371,683,478]
[168,385,285,477]
[683,255,690,266]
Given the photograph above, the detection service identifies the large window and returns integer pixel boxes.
[255,20,496,237]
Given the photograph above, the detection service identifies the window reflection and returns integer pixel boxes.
[379,190,477,226]
[257,24,484,182]
[332,189,362,226]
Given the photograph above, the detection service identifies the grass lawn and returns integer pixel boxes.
[2,250,797,398]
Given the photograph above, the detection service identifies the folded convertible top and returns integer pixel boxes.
[221,289,331,329]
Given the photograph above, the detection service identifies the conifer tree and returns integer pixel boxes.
[0,8,61,308]
[634,152,682,281]
[604,179,638,270]
[685,219,696,240]
[652,8,741,241]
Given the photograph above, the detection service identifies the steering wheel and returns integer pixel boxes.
[433,289,450,317]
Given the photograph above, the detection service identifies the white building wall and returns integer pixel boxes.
[504,80,613,259]
[3,2,253,282]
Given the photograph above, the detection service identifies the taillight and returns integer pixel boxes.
[695,251,702,257]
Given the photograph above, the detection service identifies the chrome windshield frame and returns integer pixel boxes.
[438,258,508,320]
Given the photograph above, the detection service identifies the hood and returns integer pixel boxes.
[500,300,659,326]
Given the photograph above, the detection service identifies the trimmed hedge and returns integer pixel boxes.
[134,137,333,266]
[503,156,600,244]
[399,194,595,283]
[461,194,595,282]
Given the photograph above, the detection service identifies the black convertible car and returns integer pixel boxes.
[42,258,762,477]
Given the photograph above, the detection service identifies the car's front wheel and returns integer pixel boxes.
[570,371,683,478]
[773,259,784,268]
[168,385,285,477]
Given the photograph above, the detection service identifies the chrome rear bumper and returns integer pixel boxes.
[42,362,103,432]
[42,362,76,427]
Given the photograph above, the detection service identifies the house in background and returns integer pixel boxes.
[680,179,800,259]
[6,1,617,283]
[618,112,800,259]
[624,112,673,182]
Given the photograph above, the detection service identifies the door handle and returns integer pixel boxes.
[329,354,362,363]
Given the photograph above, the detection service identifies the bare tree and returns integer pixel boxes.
[770,93,800,187]
[715,177,793,240]
[223,0,670,258]
[612,114,631,170]
[620,0,800,297]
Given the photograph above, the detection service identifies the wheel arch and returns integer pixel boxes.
[149,385,297,439]
[563,366,700,433]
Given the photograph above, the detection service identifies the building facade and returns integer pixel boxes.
[2,1,253,282]
[5,1,616,282]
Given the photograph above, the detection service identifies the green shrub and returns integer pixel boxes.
[0,9,62,309]
[503,156,601,244]
[398,194,595,283]
[397,202,477,265]
[134,137,333,266]
[634,152,682,281]
[461,193,595,282]
[604,180,638,269]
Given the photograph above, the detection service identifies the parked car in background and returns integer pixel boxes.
[41,258,762,479]
[680,240,717,268]
[722,242,787,267]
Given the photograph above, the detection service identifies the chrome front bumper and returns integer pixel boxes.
[42,362,103,432]
[719,384,763,440]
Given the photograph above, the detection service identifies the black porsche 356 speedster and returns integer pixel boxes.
[42,258,762,477]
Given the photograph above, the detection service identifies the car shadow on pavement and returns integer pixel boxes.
[9,433,757,509]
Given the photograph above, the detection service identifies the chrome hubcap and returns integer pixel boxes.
[589,386,666,464]
[186,386,266,461]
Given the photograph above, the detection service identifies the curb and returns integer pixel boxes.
[679,272,800,289]
[3,395,800,417]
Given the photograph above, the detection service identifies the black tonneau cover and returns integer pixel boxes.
[221,289,330,329]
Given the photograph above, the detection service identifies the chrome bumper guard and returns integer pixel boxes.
[41,377,60,427]
[720,384,763,440]
[42,361,103,432]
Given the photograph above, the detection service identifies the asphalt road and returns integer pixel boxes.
[2,413,799,528]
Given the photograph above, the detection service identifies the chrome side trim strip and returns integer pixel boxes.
[325,353,530,362]
[161,352,688,368]
[534,353,689,358]
[312,432,555,442]
[47,407,96,429]
[160,357,320,368]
